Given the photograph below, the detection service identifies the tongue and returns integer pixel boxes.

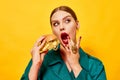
[62,38,68,44]
[61,32,69,44]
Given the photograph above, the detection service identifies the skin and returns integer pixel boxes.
[29,10,82,80]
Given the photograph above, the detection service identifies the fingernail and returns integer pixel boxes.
[80,36,82,39]
[67,36,70,39]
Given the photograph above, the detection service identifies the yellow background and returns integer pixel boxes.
[0,0,120,80]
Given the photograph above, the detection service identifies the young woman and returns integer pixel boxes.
[21,6,106,80]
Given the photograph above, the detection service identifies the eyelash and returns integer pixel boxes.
[65,19,71,23]
[52,19,71,27]
[53,22,59,27]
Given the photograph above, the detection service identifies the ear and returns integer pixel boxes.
[76,20,80,29]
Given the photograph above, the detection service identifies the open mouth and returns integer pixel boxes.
[61,32,69,44]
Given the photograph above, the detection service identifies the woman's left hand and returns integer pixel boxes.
[64,36,82,77]
[65,36,81,66]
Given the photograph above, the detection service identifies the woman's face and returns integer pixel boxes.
[51,10,79,47]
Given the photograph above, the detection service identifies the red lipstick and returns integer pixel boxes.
[61,32,69,44]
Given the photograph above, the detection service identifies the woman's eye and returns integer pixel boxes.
[53,22,59,27]
[65,19,71,23]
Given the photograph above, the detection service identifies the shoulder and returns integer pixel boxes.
[86,53,105,78]
[88,54,103,65]
[80,48,104,68]
[79,48,105,75]
[87,54,104,70]
[79,48,106,79]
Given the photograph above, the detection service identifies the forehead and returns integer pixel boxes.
[51,10,72,21]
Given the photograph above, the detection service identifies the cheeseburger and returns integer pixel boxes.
[39,34,59,53]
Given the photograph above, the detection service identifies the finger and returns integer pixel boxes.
[64,44,68,51]
[40,50,48,60]
[35,35,46,46]
[67,38,75,54]
[38,39,46,51]
[77,36,82,48]
[69,38,78,54]
[61,37,70,52]
[68,38,72,50]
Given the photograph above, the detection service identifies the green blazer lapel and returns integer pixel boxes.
[79,48,89,72]
[48,50,72,80]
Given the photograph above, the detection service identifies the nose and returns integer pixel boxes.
[59,23,65,31]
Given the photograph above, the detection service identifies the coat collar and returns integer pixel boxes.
[79,48,89,72]
[47,44,89,73]
[47,48,72,80]
[46,48,89,80]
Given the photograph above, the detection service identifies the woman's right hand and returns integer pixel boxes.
[29,36,48,80]
[30,35,48,66]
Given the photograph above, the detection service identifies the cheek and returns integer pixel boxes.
[52,27,59,37]
[71,28,76,36]
[67,24,77,39]
[52,29,61,42]
[68,24,76,34]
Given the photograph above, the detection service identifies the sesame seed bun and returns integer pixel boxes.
[39,34,59,53]
[45,34,57,42]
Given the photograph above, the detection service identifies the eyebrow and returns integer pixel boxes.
[63,15,72,20]
[51,15,72,23]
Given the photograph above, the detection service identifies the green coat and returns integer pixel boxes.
[21,48,106,80]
